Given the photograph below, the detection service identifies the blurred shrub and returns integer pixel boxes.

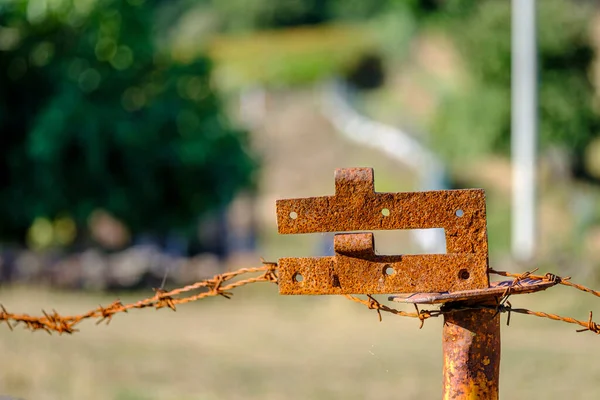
[208,0,397,32]
[429,0,599,172]
[209,0,329,31]
[207,0,434,31]
[344,53,385,90]
[207,24,375,89]
[0,0,256,243]
[191,0,418,89]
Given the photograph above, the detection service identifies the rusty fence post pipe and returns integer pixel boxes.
[442,303,501,400]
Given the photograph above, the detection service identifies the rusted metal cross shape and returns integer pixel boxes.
[276,167,560,400]
[276,167,490,295]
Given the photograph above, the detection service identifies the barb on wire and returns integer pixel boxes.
[343,294,443,328]
[498,267,538,304]
[576,312,600,334]
[486,267,600,334]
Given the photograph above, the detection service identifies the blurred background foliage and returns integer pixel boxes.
[0,0,600,400]
[3,2,600,396]
[185,0,599,178]
[1,0,599,254]
[431,0,599,177]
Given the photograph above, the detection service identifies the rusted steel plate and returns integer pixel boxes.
[279,233,488,294]
[277,168,488,254]
[442,304,500,400]
[389,278,556,304]
[276,168,490,295]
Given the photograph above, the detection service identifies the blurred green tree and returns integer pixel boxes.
[0,0,256,244]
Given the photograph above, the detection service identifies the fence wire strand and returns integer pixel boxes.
[0,264,278,334]
[1,263,599,335]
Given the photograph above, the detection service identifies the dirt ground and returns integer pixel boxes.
[0,283,598,400]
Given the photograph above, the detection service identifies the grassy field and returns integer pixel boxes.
[0,281,599,400]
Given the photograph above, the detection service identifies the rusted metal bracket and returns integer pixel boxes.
[276,167,558,399]
[276,167,490,295]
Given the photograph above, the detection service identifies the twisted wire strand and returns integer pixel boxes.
[0,264,278,334]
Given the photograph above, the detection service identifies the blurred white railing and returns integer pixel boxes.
[321,80,447,253]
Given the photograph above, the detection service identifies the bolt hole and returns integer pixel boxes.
[455,209,464,217]
[332,274,341,287]
[293,273,304,283]
[383,265,395,276]
[458,269,470,280]
[289,211,298,220]
[381,208,390,217]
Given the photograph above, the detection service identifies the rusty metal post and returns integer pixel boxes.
[442,302,501,400]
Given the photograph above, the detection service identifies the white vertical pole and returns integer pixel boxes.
[511,0,538,261]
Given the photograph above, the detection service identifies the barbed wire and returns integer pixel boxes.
[0,262,599,335]
[0,263,278,334]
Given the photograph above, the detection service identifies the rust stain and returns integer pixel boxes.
[442,303,500,400]
[276,167,489,295]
